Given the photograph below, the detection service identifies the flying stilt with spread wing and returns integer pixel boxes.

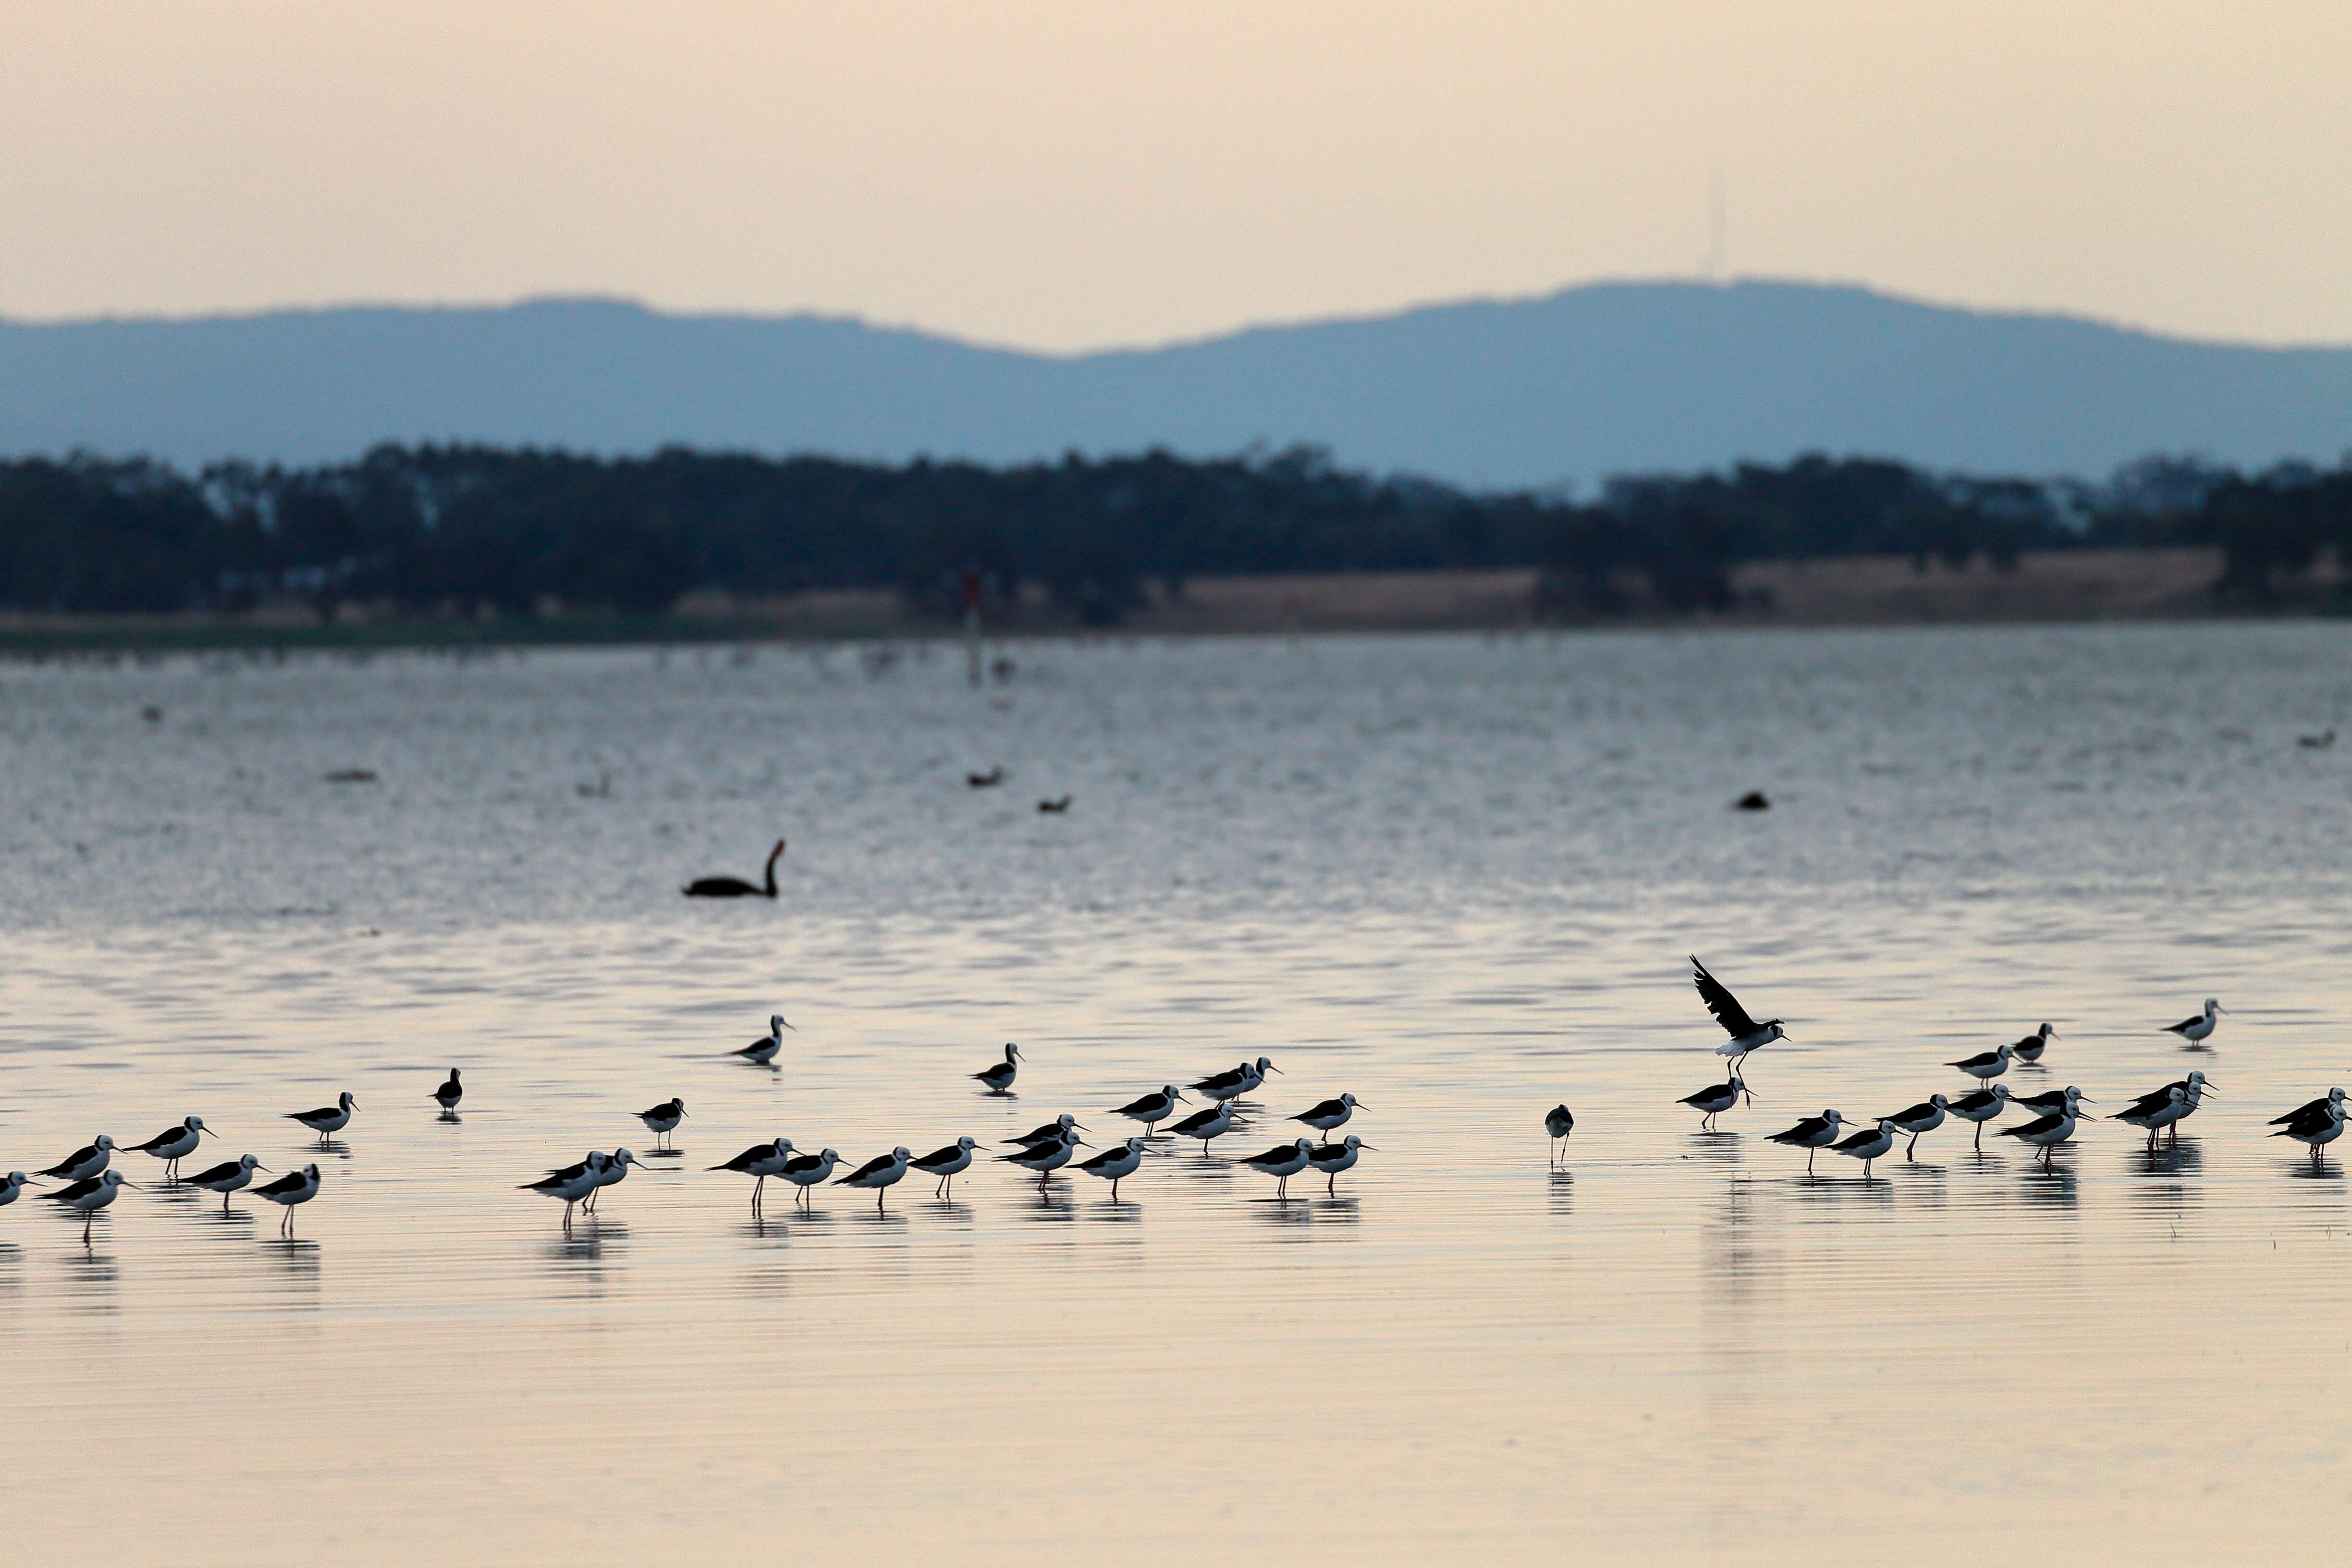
[1690,957,1787,1092]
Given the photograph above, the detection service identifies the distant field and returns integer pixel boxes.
[0,548,2333,654]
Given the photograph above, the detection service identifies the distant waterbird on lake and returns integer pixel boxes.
[734,1016,793,1065]
[2011,1023,2058,1064]
[1308,1134,1373,1195]
[2299,729,2336,749]
[255,1163,322,1236]
[836,1147,912,1212]
[711,1139,797,1214]
[431,1069,463,1112]
[1734,790,1771,811]
[1545,1103,1576,1160]
[911,1137,978,1198]
[1113,1085,1186,1135]
[2164,999,2225,1046]
[1077,1137,1146,1200]
[1882,1094,1949,1159]
[1036,796,1072,813]
[966,767,1004,787]
[181,1153,266,1212]
[971,1043,1021,1094]
[636,1098,686,1150]
[42,1170,134,1242]
[1241,1138,1317,1200]
[683,838,785,899]
[36,1134,116,1184]
[1678,1078,1742,1131]
[1767,1110,1849,1174]
[131,1115,212,1178]
[1691,957,1786,1084]
[1832,1119,1898,1178]
[1946,1084,2013,1148]
[2270,1096,2347,1169]
[287,1092,355,1144]
[1292,1093,1364,1139]
[1168,1103,1236,1151]
[1947,1042,2015,1087]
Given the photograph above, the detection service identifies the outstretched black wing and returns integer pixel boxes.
[1691,958,1761,1039]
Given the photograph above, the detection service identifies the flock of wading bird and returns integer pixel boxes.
[10,956,2343,1245]
[1598,958,2346,1177]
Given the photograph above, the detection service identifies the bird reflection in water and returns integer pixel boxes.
[1252,1195,1360,1229]
[2015,1166,2081,1213]
[542,1220,627,1298]
[1548,1168,1574,1215]
[263,1238,323,1300]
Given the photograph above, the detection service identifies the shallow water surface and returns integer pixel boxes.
[3,626,2352,1565]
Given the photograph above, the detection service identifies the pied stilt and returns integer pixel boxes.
[778,1148,843,1209]
[42,1170,134,1242]
[2000,1088,2082,1168]
[1947,1043,2014,1088]
[1241,1138,1317,1200]
[2271,1099,2347,1169]
[1010,1114,1084,1147]
[1678,1078,1742,1131]
[1291,1093,1364,1139]
[431,1070,463,1113]
[835,1147,912,1212]
[1831,1119,1898,1178]
[911,1137,979,1197]
[2011,1023,2057,1064]
[523,1152,608,1235]
[1767,1110,1849,1174]
[971,1045,1021,1094]
[1112,1086,1185,1135]
[2120,1071,2212,1147]
[181,1153,266,1212]
[1946,1084,2012,1148]
[583,1148,639,1213]
[636,1099,686,1151]
[734,1016,792,1065]
[2163,998,2225,1045]
[1308,1134,1374,1195]
[1545,1103,1575,1161]
[1077,1137,1146,1200]
[254,1163,321,1236]
[711,1139,797,1214]
[1882,1094,1949,1159]
[0,1171,27,1210]
[1691,956,1788,1086]
[999,1130,1087,1190]
[2271,1086,2346,1131]
[35,1135,115,1184]
[286,1092,356,1145]
[1168,1103,1236,1152]
[132,1116,214,1179]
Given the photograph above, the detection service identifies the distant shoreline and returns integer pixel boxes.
[0,548,2335,656]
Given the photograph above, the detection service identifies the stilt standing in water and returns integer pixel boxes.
[2011,1023,2057,1064]
[1831,1119,1898,1178]
[637,1099,686,1151]
[181,1154,266,1212]
[1946,1084,2012,1149]
[42,1171,133,1243]
[734,1017,792,1065]
[130,1116,212,1179]
[254,1164,322,1236]
[1767,1110,1849,1174]
[1076,1138,1146,1200]
[1881,1094,1949,1160]
[286,1092,356,1145]
[1308,1135,1374,1195]
[911,1137,978,1197]
[431,1070,464,1112]
[1545,1104,1575,1162]
[835,1147,912,1212]
[1678,1078,1742,1132]
[971,1044,1021,1094]
[2163,998,2224,1045]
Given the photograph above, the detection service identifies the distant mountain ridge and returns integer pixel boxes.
[3,281,2348,488]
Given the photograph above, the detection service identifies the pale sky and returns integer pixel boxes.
[3,2,2347,350]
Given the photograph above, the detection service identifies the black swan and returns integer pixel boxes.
[684,839,785,899]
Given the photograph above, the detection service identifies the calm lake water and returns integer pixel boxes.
[4,625,2352,1566]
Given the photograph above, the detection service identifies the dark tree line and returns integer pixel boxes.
[1,444,2346,621]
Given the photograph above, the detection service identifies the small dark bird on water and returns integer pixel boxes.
[1545,1103,1575,1162]
[1735,791,1770,810]
[2300,729,2336,749]
[967,767,1004,787]
[683,839,785,899]
[431,1070,463,1112]
[1037,796,1072,813]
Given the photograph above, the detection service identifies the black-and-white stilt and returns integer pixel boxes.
[1947,1083,2012,1148]
[42,1170,134,1242]
[181,1153,266,1212]
[2119,1072,2207,1148]
[636,1098,686,1151]
[2011,1086,2075,1120]
[2000,1088,2082,1168]
[0,1171,27,1210]
[1291,1093,1364,1139]
[286,1092,356,1145]
[1168,1103,1236,1152]
[2163,998,2224,1045]
[1947,1043,2015,1088]
[523,1152,609,1235]
[1691,956,1788,1088]
[735,1016,792,1065]
[1677,1078,1743,1131]
[971,1044,1021,1094]
[1545,1103,1575,1161]
[2011,1023,2057,1064]
[1077,1137,1146,1200]
[2271,1086,2346,1133]
[1010,1114,1083,1147]
[778,1148,843,1208]
[2271,1099,2347,1169]
[583,1148,639,1213]
[1112,1086,1185,1135]
[1193,1057,1280,1104]
[835,1147,912,1212]
[254,1163,321,1236]
[1882,1094,1949,1159]
[36,1135,116,1184]
[1832,1119,1899,1178]
[1241,1138,1317,1199]
[911,1137,979,1197]
[132,1116,213,1179]
[999,1130,1087,1190]
[431,1070,463,1112]
[710,1138,797,1214]
[1766,1110,1849,1173]
[1308,1134,1374,1195]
